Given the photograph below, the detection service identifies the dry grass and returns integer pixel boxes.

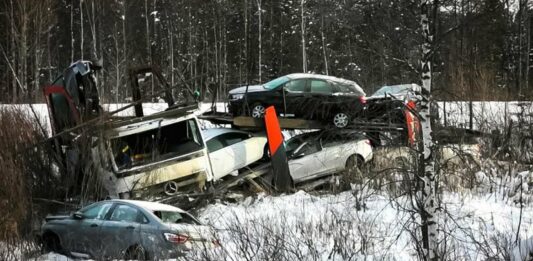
[0,106,46,242]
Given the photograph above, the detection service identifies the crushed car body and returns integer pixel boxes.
[44,61,214,199]
[96,112,212,198]
[285,130,373,184]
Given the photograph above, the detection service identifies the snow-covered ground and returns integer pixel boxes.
[436,101,533,133]
[24,186,533,260]
[196,188,533,260]
[2,101,532,260]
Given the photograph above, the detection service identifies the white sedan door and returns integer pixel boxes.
[289,141,326,182]
[208,132,254,180]
[207,137,236,180]
[241,137,267,166]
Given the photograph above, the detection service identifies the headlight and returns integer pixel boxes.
[231,94,244,100]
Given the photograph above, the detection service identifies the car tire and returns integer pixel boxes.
[124,244,147,260]
[262,144,271,161]
[333,112,350,128]
[42,232,62,253]
[250,103,266,118]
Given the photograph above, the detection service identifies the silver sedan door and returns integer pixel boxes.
[99,204,143,259]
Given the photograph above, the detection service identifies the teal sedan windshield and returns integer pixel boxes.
[264,76,290,90]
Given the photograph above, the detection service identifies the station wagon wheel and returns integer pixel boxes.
[262,144,271,161]
[333,112,349,128]
[124,244,147,260]
[42,233,62,253]
[251,103,266,118]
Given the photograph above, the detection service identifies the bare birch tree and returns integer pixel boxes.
[419,0,438,260]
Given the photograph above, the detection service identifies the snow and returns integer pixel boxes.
[12,170,533,260]
[192,188,533,260]
[2,101,532,259]
[436,101,533,133]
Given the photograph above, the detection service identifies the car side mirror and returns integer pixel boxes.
[72,211,85,220]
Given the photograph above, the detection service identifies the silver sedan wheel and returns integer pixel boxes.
[333,112,349,128]
[251,104,266,118]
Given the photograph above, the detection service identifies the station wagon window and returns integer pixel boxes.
[111,118,204,170]
[219,132,250,147]
[153,210,200,225]
[109,204,141,223]
[206,136,225,152]
[264,76,290,90]
[82,202,113,220]
[285,79,307,92]
[336,83,365,95]
[310,80,332,94]
[295,141,320,156]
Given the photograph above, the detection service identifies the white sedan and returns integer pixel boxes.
[203,128,268,180]
[285,130,373,183]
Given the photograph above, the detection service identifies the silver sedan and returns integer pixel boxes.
[40,199,218,260]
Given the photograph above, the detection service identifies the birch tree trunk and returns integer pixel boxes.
[419,0,438,260]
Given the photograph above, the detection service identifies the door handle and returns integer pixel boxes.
[126,225,135,229]
[90,224,98,227]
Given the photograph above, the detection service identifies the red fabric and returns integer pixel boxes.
[407,100,416,110]
[405,110,420,147]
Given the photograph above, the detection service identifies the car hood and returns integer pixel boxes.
[228,85,267,94]
[44,214,71,222]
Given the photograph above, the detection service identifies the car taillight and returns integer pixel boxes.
[359,96,367,104]
[365,139,372,145]
[164,233,189,244]
[406,100,416,109]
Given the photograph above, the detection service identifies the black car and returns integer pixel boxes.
[228,73,367,128]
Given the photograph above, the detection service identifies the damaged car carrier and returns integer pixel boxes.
[44,61,216,200]
[97,112,212,199]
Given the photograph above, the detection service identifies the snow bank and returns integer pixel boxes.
[436,101,533,133]
[195,189,533,260]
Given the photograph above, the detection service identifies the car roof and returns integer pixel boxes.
[290,129,366,141]
[109,199,187,213]
[202,128,248,141]
[284,73,366,95]
[371,83,421,97]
